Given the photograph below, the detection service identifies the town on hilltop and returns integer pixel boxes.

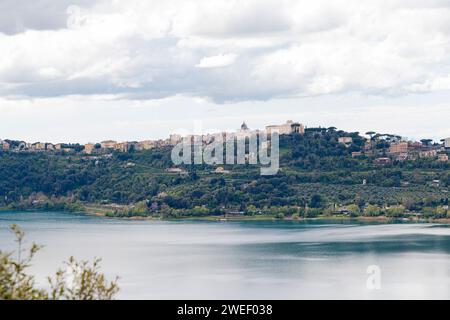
[1,119,450,163]
[1,119,450,220]
[0,120,304,154]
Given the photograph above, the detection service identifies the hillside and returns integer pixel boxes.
[1,128,449,219]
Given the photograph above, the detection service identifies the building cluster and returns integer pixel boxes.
[357,137,450,164]
[1,122,449,163]
[0,120,304,155]
[0,140,81,153]
[0,137,176,155]
[334,132,450,163]
[386,140,449,162]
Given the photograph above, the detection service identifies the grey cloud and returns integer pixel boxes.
[2,0,450,104]
[0,0,96,35]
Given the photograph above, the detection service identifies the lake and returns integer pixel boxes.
[0,211,449,299]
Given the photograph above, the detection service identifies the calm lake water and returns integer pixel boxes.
[1,211,449,299]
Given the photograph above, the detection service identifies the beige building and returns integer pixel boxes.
[155,139,171,147]
[137,140,155,150]
[389,141,408,154]
[438,153,449,162]
[214,166,230,174]
[115,142,131,152]
[0,140,10,151]
[84,143,95,154]
[419,149,437,158]
[265,120,305,135]
[101,140,117,149]
[32,142,46,151]
[338,137,353,146]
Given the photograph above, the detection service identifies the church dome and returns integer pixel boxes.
[240,121,249,131]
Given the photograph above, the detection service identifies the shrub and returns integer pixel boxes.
[0,225,119,300]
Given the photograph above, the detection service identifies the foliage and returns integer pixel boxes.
[346,204,360,217]
[0,225,46,299]
[0,128,449,218]
[364,204,382,216]
[48,257,119,300]
[0,225,119,300]
[386,205,406,217]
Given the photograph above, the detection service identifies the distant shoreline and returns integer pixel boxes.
[2,207,448,224]
[77,206,450,223]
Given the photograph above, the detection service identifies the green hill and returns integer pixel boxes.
[1,128,449,219]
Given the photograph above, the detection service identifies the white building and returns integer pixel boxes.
[445,138,450,149]
[265,120,304,135]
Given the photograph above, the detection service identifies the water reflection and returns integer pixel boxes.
[0,211,449,299]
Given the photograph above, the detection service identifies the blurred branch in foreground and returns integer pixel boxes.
[0,224,119,300]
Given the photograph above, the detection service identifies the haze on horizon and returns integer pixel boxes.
[1,0,450,143]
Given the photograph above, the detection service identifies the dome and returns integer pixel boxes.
[240,121,249,131]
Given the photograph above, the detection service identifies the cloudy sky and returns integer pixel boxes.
[1,0,450,143]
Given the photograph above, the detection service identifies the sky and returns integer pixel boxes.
[1,0,450,143]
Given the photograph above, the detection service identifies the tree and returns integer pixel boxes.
[386,205,405,217]
[48,256,119,300]
[364,204,381,216]
[0,225,46,300]
[129,200,149,216]
[310,194,323,208]
[347,204,360,216]
[365,131,376,140]
[275,212,285,219]
[246,204,257,215]
[0,225,119,300]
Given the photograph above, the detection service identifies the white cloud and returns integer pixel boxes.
[1,0,450,104]
[196,54,237,68]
